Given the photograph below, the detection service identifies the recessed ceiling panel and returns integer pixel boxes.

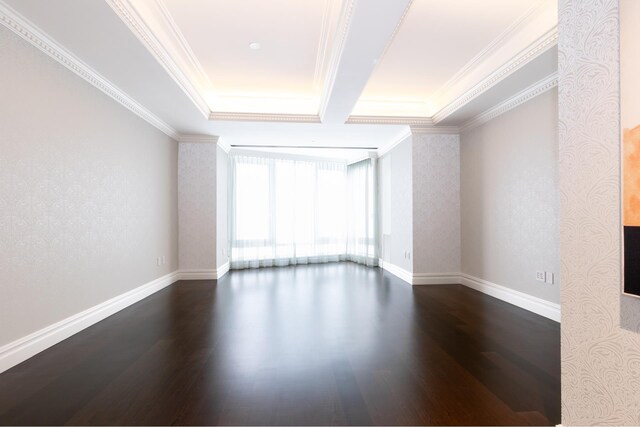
[356,0,537,108]
[162,0,339,110]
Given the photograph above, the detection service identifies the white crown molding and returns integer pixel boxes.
[312,0,343,93]
[0,271,180,374]
[0,1,179,140]
[104,0,211,118]
[346,115,432,125]
[432,27,558,124]
[410,125,460,135]
[374,0,414,69]
[377,128,412,157]
[318,0,357,120]
[431,0,550,103]
[460,72,558,133]
[153,0,213,92]
[179,134,219,144]
[209,112,321,123]
[217,138,232,154]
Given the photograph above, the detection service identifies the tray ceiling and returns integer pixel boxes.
[0,0,558,148]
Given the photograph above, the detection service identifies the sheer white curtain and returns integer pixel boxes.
[346,158,378,266]
[229,152,378,269]
[229,154,348,269]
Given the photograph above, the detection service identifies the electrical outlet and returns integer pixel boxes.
[545,272,554,284]
[156,256,161,266]
[535,271,546,282]
[161,255,166,265]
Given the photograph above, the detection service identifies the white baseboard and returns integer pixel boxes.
[380,262,560,322]
[459,273,561,322]
[178,262,229,280]
[413,273,460,285]
[216,261,230,278]
[380,261,458,285]
[380,261,413,284]
[0,271,180,375]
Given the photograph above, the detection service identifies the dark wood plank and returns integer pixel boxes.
[0,263,560,425]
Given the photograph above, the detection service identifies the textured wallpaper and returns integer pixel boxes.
[559,0,640,424]
[379,137,413,272]
[412,134,461,274]
[0,26,178,346]
[461,89,560,303]
[178,142,217,270]
[216,146,229,268]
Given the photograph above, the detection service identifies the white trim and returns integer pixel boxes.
[379,264,560,321]
[153,0,213,92]
[0,271,179,374]
[460,72,558,133]
[380,261,413,285]
[179,134,219,144]
[178,266,229,280]
[312,0,343,93]
[104,0,211,118]
[217,138,232,153]
[346,115,432,125]
[459,273,560,322]
[216,262,230,279]
[431,0,551,102]
[177,269,216,280]
[413,273,460,285]
[433,27,558,124]
[229,148,348,164]
[318,0,357,121]
[209,112,321,123]
[377,128,412,157]
[0,1,179,140]
[410,125,460,135]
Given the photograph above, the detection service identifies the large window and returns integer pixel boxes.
[229,154,377,269]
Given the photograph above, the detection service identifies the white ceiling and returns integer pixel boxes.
[358,0,535,104]
[0,0,558,150]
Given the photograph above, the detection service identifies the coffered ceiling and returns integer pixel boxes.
[0,0,558,149]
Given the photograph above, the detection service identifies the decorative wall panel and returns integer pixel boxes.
[559,0,640,423]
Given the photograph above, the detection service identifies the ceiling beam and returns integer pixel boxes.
[319,0,412,124]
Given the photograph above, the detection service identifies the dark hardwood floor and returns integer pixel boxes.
[0,263,560,425]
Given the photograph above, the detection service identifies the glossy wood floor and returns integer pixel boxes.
[0,263,560,426]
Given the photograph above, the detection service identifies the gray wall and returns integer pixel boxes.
[0,26,178,347]
[412,134,460,274]
[560,0,640,423]
[460,89,559,304]
[216,146,229,268]
[378,136,413,272]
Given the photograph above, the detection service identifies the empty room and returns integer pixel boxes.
[1,0,638,425]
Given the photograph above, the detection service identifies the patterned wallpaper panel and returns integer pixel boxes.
[559,0,640,424]
[412,134,461,274]
[0,26,178,347]
[178,143,218,270]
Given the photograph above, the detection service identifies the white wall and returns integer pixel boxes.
[460,89,560,304]
[412,133,461,275]
[178,142,217,271]
[560,0,640,423]
[378,136,413,272]
[0,26,178,347]
[216,146,229,269]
